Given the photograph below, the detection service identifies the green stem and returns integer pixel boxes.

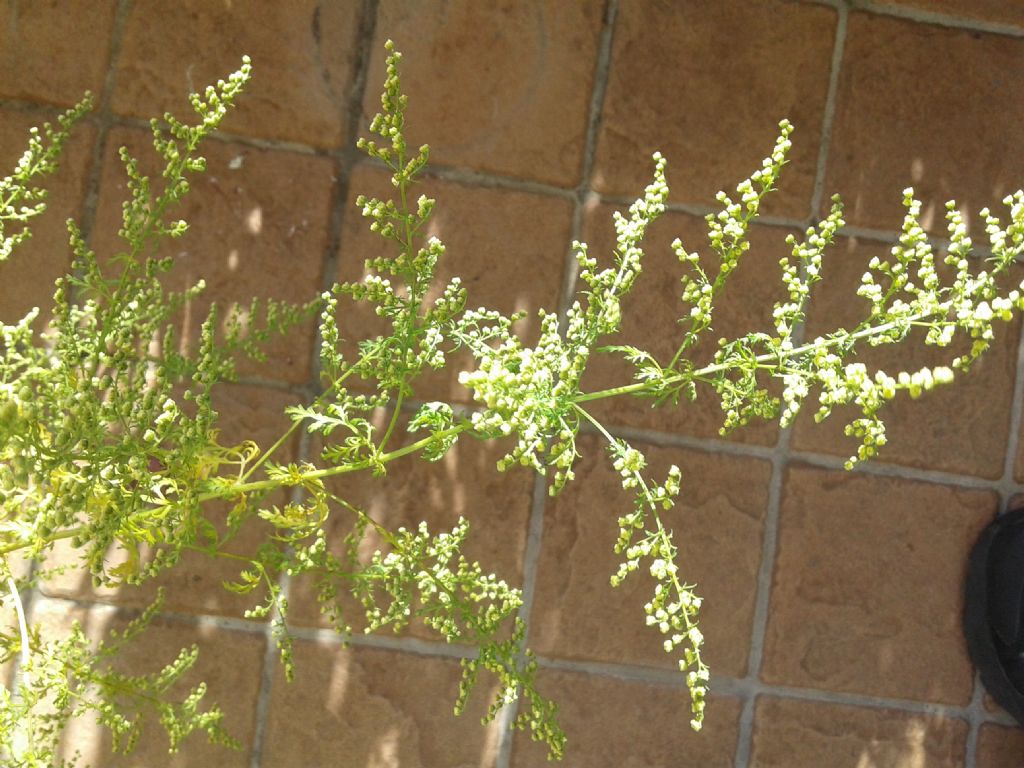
[213,421,470,498]
[377,389,405,454]
[575,312,925,405]
[0,421,473,559]
[240,364,360,483]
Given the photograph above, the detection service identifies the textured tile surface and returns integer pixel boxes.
[975,723,1024,767]
[40,385,300,618]
[334,164,572,402]
[751,697,968,768]
[762,465,995,704]
[823,12,1024,232]
[262,641,501,768]
[3,4,1024,766]
[114,0,362,147]
[531,435,771,678]
[593,0,836,218]
[511,668,743,768]
[288,422,535,640]
[368,0,605,187]
[0,2,117,105]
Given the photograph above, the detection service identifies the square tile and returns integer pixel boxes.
[368,0,605,187]
[262,640,501,767]
[594,0,837,218]
[511,667,742,767]
[530,434,771,678]
[0,2,117,106]
[976,722,1024,767]
[114,0,362,148]
[823,12,1024,232]
[761,465,995,705]
[751,696,967,767]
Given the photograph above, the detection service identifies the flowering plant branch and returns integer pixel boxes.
[1,42,1023,764]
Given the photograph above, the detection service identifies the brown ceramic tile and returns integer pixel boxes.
[368,0,604,187]
[25,597,264,767]
[976,723,1024,767]
[0,3,117,106]
[91,126,334,384]
[883,0,1024,26]
[594,0,836,218]
[262,640,500,767]
[751,697,967,767]
[113,0,361,148]
[41,384,301,619]
[824,13,1024,233]
[0,106,96,323]
[762,465,995,705]
[984,691,1005,715]
[578,205,792,444]
[333,164,572,402]
[531,435,770,678]
[288,421,535,640]
[791,236,1020,480]
[511,668,742,767]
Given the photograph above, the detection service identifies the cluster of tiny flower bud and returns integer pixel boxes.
[456,155,672,494]
[668,121,795,373]
[573,154,669,341]
[458,311,580,490]
[598,437,707,728]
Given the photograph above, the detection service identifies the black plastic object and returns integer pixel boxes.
[964,507,1024,724]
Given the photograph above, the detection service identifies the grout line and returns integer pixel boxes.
[3,96,1010,267]
[729,25,855,745]
[731,425,793,768]
[808,1,848,218]
[536,653,1016,725]
[851,0,1024,39]
[420,392,1024,497]
[492,471,553,768]
[246,447,311,768]
[494,2,620,765]
[582,419,1018,495]
[77,0,131,246]
[246,3,379,766]
[963,673,987,768]
[410,395,1022,498]
[8,3,1022,763]
[33,589,1021,732]
[421,161,577,202]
